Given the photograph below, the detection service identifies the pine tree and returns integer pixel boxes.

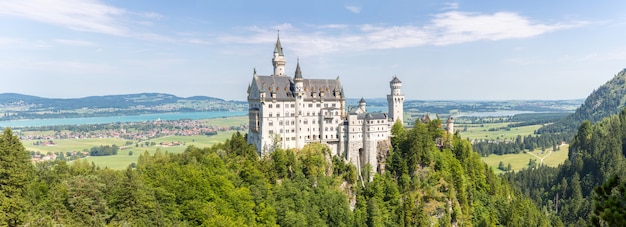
[0,128,34,226]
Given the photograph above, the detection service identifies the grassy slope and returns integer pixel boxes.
[481,145,569,174]
[24,116,248,170]
[460,122,543,141]
[460,122,568,173]
[81,131,238,169]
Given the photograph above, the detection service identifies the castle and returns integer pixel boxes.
[247,35,442,173]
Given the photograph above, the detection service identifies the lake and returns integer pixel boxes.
[0,111,247,128]
[455,111,544,117]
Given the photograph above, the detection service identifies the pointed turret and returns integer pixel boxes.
[294,59,303,81]
[359,97,367,112]
[272,33,287,76]
[274,34,284,56]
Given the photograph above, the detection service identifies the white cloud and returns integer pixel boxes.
[0,0,127,35]
[0,0,167,41]
[221,10,586,57]
[428,11,583,45]
[0,37,50,49]
[442,2,459,11]
[345,6,361,14]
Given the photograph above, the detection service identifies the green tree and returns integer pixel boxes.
[0,128,34,226]
[590,175,626,226]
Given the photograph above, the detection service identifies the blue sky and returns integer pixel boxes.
[1,0,625,101]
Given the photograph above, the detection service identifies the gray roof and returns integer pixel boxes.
[356,112,387,120]
[253,75,343,101]
[390,76,402,84]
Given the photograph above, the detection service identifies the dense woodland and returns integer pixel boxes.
[507,108,626,226]
[0,119,557,226]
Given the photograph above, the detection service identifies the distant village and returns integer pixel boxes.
[22,119,248,162]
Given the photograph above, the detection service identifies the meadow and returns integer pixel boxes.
[481,144,569,174]
[25,131,240,170]
[459,121,569,173]
[459,122,543,141]
[24,116,248,170]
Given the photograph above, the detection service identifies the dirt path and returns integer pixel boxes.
[527,150,553,165]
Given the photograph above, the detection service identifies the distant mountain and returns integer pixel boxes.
[538,68,626,134]
[0,93,236,110]
[0,93,247,120]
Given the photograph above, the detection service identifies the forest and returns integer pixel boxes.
[0,119,557,226]
[505,108,626,226]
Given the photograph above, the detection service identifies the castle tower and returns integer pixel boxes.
[358,97,366,112]
[272,34,286,76]
[446,116,454,135]
[294,60,305,148]
[387,76,404,123]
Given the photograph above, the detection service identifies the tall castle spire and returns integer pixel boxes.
[294,58,302,80]
[272,32,286,76]
[274,33,284,56]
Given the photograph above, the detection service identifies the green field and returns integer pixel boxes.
[199,116,247,127]
[457,120,568,173]
[460,122,543,141]
[25,130,242,170]
[481,144,569,174]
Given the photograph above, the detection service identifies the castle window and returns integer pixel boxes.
[291,121,295,125]
[308,104,313,107]
[269,113,273,117]
[324,104,328,107]
[291,104,295,108]
[269,130,274,134]
[332,103,336,107]
[268,104,273,108]
[277,113,280,117]
[280,129,284,133]
[276,104,280,108]
[316,104,321,107]
[268,121,273,126]
[279,120,283,126]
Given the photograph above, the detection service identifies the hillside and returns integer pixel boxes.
[507,108,626,225]
[2,122,554,225]
[538,68,626,134]
[0,93,247,120]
